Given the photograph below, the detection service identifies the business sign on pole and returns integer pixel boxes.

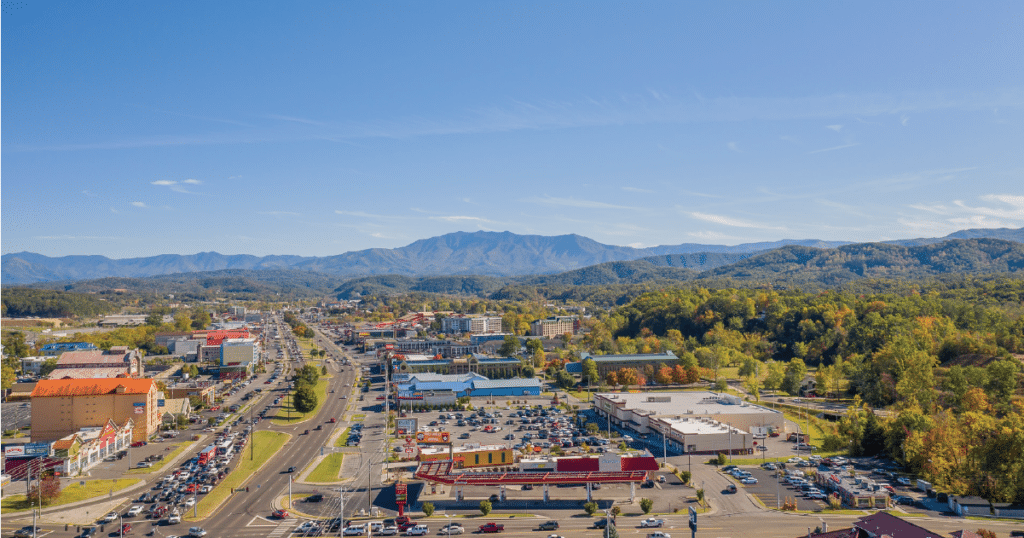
[25,442,51,457]
[395,482,408,503]
[415,431,450,444]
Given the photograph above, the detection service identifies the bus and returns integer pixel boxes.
[216,439,233,455]
[197,445,216,465]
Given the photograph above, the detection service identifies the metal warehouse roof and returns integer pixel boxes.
[31,378,154,397]
[580,351,678,362]
[472,378,541,390]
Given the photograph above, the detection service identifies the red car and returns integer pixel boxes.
[130,441,147,448]
[329,418,337,423]
[272,509,289,519]
[478,523,504,533]
[121,523,132,534]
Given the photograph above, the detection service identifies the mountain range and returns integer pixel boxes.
[3,227,1023,285]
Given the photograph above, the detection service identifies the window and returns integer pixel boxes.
[475,455,479,465]
[501,452,506,463]
[488,453,493,464]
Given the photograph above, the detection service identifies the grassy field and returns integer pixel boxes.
[126,441,190,474]
[272,376,332,425]
[187,430,289,521]
[1,478,142,514]
[306,453,344,483]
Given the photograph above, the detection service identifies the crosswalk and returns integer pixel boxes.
[267,520,297,538]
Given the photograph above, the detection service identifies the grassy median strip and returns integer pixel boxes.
[334,427,352,448]
[272,377,331,425]
[187,430,289,521]
[127,441,190,474]
[307,453,344,483]
[1,478,142,514]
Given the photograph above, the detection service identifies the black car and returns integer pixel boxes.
[306,493,324,502]
[593,518,613,529]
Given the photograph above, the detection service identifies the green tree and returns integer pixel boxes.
[526,338,544,356]
[422,502,435,517]
[173,313,192,332]
[321,365,328,376]
[146,311,165,326]
[583,501,598,516]
[639,498,654,514]
[293,385,318,413]
[39,358,59,377]
[695,488,706,508]
[984,359,1020,404]
[1,364,16,390]
[479,500,492,516]
[582,358,599,387]
[498,335,520,357]
[715,453,727,466]
[763,360,785,392]
[191,309,211,330]
[1,331,31,359]
[678,470,691,485]
[781,358,807,395]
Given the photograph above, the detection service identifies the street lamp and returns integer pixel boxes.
[443,513,453,538]
[119,514,124,538]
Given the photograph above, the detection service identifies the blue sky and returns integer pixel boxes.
[3,2,1022,258]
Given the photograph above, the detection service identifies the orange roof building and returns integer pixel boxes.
[31,378,159,443]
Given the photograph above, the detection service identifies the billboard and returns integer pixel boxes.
[4,443,51,458]
[415,431,451,444]
[395,418,418,435]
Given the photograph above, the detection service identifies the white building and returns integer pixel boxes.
[592,391,786,455]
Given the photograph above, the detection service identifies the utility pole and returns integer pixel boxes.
[338,487,345,537]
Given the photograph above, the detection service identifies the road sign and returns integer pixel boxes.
[689,506,697,524]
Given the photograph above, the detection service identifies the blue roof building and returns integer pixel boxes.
[40,342,98,356]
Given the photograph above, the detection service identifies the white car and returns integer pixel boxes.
[126,505,144,517]
[343,526,366,536]
[168,514,182,525]
[183,498,196,508]
[406,525,429,536]
[199,485,213,494]
[380,526,400,536]
[369,522,384,533]
[101,512,119,523]
[647,533,671,538]
[188,527,207,538]
[439,524,464,535]
[137,461,153,468]
[639,518,664,528]
[741,477,758,485]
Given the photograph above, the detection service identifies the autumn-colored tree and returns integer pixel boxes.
[670,364,688,384]
[655,366,673,385]
[605,371,619,387]
[27,476,62,507]
[685,365,701,384]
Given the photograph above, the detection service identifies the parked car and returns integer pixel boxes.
[344,525,367,536]
[646,532,671,538]
[126,505,144,517]
[741,477,758,485]
[121,524,132,534]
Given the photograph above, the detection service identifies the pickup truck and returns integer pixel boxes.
[639,518,664,528]
[478,523,505,533]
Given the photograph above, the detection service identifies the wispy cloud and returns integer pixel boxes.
[34,235,122,241]
[335,209,408,219]
[727,141,740,152]
[900,115,910,126]
[130,201,147,208]
[81,190,97,197]
[430,216,493,223]
[808,142,860,154]
[622,186,654,194]
[686,230,746,242]
[522,195,637,210]
[688,211,785,230]
[826,124,843,132]
[151,179,202,193]
[267,114,325,126]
